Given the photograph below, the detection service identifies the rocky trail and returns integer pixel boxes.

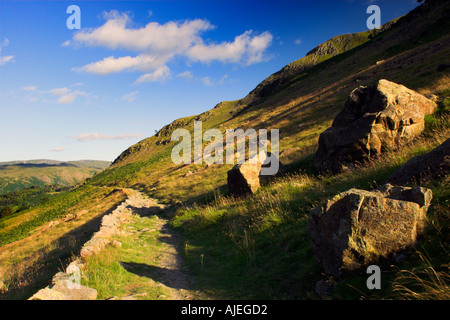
[30,189,201,300]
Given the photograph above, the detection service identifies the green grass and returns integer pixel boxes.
[81,213,196,300]
[0,185,99,246]
[168,122,449,299]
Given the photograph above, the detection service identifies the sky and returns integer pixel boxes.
[0,0,420,162]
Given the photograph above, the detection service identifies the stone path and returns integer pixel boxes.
[30,189,197,300]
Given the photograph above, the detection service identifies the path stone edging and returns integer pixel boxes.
[29,190,137,300]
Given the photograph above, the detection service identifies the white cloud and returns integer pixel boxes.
[72,12,212,53]
[50,147,65,152]
[177,70,194,80]
[186,30,273,65]
[0,55,14,66]
[295,38,302,45]
[57,93,76,104]
[122,90,139,102]
[135,65,170,84]
[72,54,171,75]
[75,132,141,141]
[47,88,86,104]
[68,11,273,83]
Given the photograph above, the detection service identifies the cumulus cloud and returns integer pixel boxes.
[134,65,170,84]
[72,11,212,52]
[177,70,194,80]
[68,11,273,83]
[187,30,273,65]
[75,132,141,141]
[72,54,171,75]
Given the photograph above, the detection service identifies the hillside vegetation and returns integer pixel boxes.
[0,160,110,194]
[90,0,450,204]
[0,0,449,300]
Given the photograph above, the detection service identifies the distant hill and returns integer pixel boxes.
[0,159,111,193]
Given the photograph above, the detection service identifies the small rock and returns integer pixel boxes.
[29,288,68,300]
[50,281,97,300]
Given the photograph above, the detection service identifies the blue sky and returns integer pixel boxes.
[0,0,420,162]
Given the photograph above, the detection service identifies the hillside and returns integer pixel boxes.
[90,0,450,204]
[0,160,111,194]
[0,0,449,300]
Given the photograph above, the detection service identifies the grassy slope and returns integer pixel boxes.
[84,1,450,300]
[0,186,127,299]
[0,160,111,194]
[89,0,450,204]
[1,0,449,300]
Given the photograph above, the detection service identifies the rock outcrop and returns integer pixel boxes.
[387,138,450,185]
[314,79,436,173]
[227,153,284,197]
[308,184,432,277]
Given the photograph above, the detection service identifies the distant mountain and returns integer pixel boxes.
[0,159,111,193]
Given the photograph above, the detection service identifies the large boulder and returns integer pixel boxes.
[227,153,284,197]
[314,79,436,173]
[387,138,450,185]
[308,184,432,277]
